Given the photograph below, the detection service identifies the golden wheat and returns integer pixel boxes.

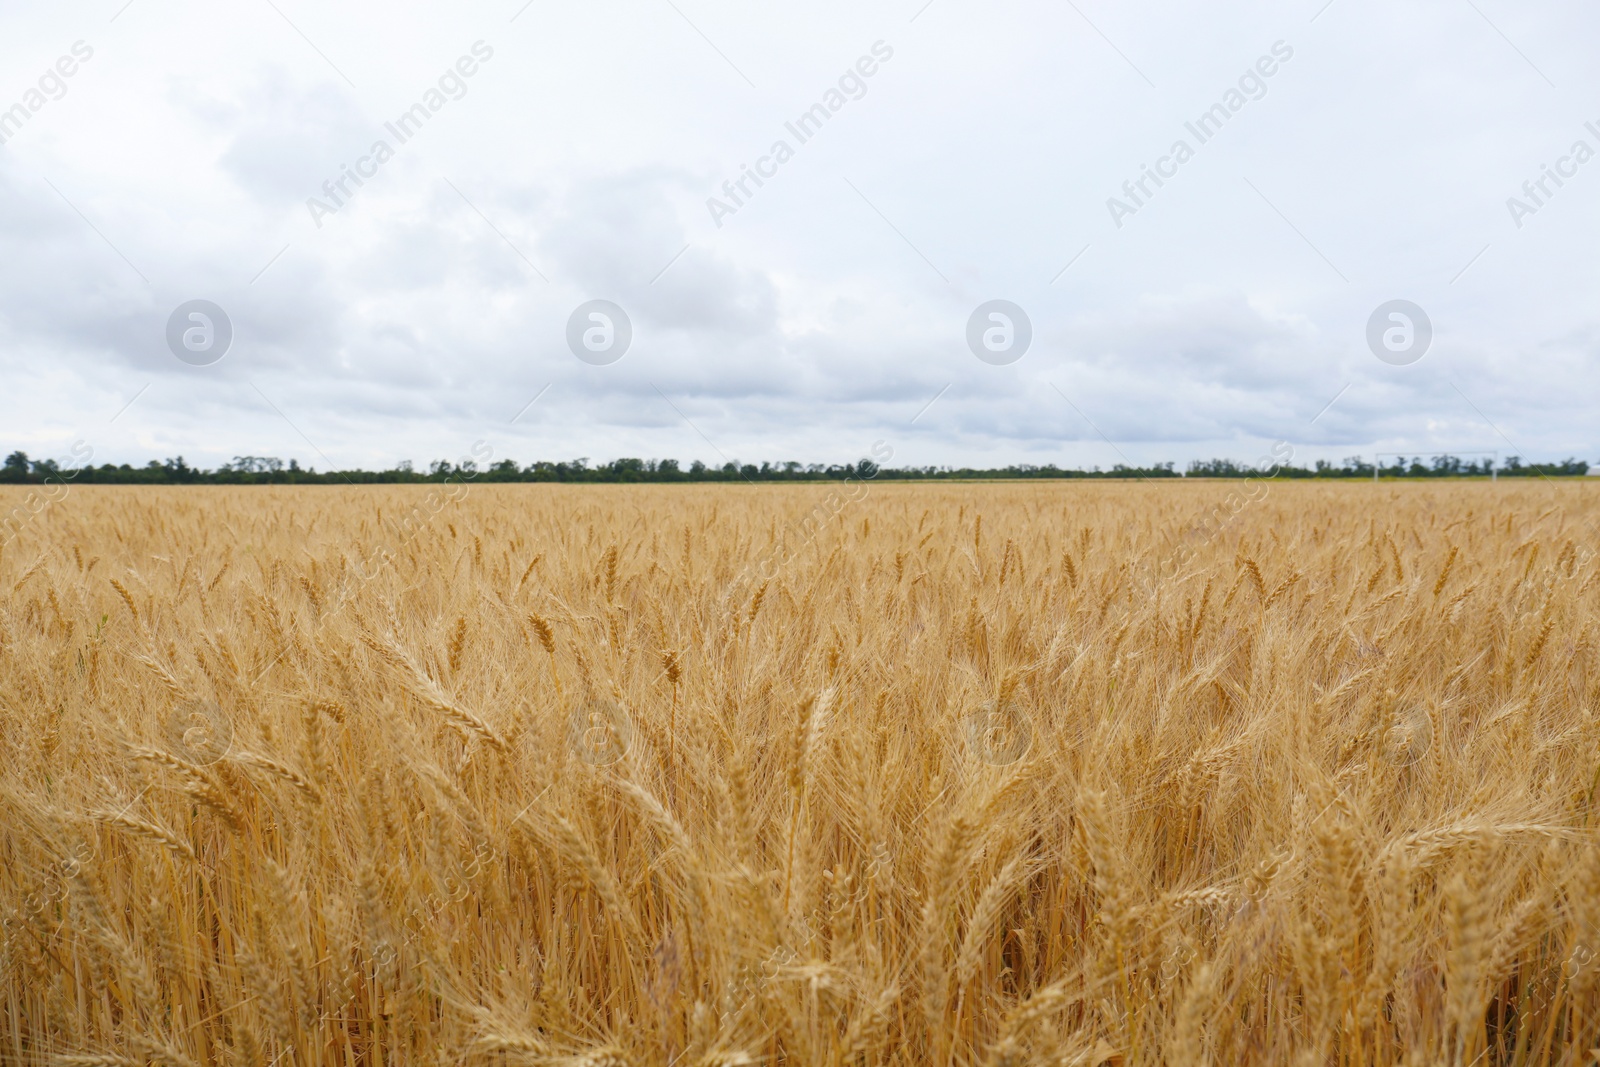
[2,480,1599,1065]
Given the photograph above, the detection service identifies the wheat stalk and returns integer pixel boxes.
[7,482,1600,1065]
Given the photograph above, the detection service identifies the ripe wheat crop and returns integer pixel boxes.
[3,481,1600,1066]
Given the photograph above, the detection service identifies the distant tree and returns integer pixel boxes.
[163,457,197,482]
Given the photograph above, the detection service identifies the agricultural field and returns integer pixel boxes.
[2,481,1599,1066]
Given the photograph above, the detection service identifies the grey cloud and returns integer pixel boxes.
[538,171,778,337]
[184,69,371,208]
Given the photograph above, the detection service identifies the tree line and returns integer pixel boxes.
[0,450,1590,485]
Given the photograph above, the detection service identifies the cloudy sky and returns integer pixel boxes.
[1,0,1596,471]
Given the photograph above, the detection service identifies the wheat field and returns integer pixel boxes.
[2,480,1599,1066]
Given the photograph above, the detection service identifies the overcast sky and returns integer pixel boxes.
[1,0,1596,471]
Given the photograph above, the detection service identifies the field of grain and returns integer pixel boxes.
[2,480,1599,1065]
